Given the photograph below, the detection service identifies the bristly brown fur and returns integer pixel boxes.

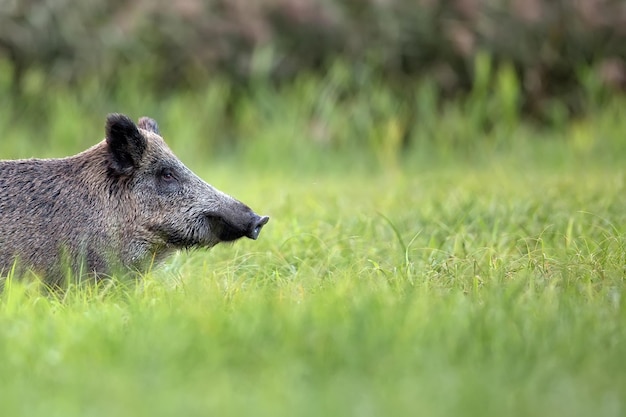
[0,114,269,284]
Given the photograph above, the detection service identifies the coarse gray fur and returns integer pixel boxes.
[0,113,269,284]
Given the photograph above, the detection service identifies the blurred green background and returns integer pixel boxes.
[2,3,626,417]
[0,0,625,167]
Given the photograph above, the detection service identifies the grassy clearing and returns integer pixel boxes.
[0,75,625,416]
[1,161,625,417]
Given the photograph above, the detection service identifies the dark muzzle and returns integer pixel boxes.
[246,215,270,240]
[212,213,270,242]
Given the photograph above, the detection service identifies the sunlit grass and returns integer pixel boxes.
[0,71,625,416]
[1,159,625,417]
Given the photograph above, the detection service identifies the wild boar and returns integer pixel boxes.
[0,113,269,283]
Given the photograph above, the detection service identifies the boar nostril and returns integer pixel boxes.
[248,215,270,240]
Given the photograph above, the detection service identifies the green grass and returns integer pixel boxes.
[0,74,625,416]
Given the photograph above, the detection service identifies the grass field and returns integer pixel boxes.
[0,78,625,416]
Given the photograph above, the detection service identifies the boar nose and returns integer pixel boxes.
[247,215,270,240]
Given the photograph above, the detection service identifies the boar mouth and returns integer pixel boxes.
[207,214,269,242]
[155,213,268,250]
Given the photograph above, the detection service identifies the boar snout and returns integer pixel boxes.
[208,211,270,243]
[248,215,270,240]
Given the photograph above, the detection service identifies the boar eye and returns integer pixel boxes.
[156,167,181,194]
[160,169,176,182]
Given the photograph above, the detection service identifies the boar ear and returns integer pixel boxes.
[105,113,147,176]
[138,117,160,135]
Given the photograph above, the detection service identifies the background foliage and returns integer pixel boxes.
[1,3,626,417]
[1,0,625,123]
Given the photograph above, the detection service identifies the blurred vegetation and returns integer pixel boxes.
[1,5,626,415]
[1,0,625,126]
